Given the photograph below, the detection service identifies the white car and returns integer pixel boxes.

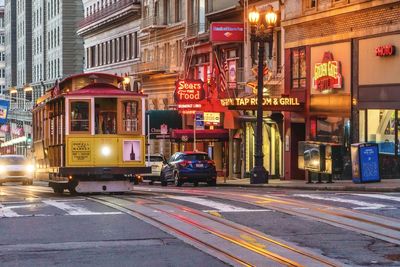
[140,154,166,185]
[0,155,34,186]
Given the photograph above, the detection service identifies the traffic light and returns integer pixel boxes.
[26,133,32,143]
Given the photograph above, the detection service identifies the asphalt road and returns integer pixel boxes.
[1,182,400,266]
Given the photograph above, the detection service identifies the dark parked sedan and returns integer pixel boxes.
[160,152,217,187]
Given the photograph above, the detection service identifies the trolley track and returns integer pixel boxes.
[89,195,342,267]
[136,187,400,246]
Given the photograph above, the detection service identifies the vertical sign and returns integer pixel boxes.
[0,99,10,124]
[195,112,204,130]
[228,60,237,89]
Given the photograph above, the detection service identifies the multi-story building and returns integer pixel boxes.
[77,0,141,83]
[0,5,6,94]
[3,0,84,155]
[135,0,186,157]
[179,0,284,179]
[282,0,400,180]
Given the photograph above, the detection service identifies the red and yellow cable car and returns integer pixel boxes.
[32,73,150,193]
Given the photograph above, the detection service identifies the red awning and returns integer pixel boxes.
[171,129,229,141]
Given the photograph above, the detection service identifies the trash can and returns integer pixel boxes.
[351,143,381,183]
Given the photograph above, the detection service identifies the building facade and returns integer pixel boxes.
[3,0,84,155]
[0,6,5,94]
[282,0,400,180]
[77,0,141,83]
[136,0,186,158]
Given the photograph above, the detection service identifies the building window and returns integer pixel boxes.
[360,109,397,155]
[176,0,183,22]
[304,0,317,11]
[134,32,139,59]
[291,47,306,89]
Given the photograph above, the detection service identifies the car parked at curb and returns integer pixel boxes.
[140,154,166,185]
[160,151,217,187]
[0,155,34,186]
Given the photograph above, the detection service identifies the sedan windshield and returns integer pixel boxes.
[0,157,27,165]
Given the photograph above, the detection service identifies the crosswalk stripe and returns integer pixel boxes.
[293,194,390,210]
[352,194,400,203]
[168,196,271,213]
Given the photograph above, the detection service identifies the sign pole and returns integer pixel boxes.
[194,114,196,151]
[147,113,150,164]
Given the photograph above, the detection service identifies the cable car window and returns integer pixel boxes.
[95,98,117,134]
[70,101,90,133]
[122,100,138,132]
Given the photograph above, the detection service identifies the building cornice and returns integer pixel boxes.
[282,0,399,28]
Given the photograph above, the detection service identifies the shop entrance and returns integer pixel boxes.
[290,123,305,180]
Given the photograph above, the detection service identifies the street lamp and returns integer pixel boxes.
[248,5,277,184]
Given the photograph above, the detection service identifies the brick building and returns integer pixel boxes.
[282,0,400,179]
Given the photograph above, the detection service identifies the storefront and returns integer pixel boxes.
[355,33,400,178]
[221,96,303,179]
[284,42,351,180]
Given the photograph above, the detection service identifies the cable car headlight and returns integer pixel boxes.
[101,146,111,157]
[0,165,5,174]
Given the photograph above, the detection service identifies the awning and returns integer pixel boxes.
[146,110,182,139]
[171,129,229,141]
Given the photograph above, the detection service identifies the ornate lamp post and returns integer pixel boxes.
[248,5,277,184]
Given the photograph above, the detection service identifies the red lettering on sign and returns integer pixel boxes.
[375,44,396,57]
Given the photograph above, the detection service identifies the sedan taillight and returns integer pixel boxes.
[207,160,216,166]
[179,160,191,167]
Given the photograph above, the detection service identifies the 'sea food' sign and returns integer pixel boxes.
[174,79,205,103]
[313,52,343,92]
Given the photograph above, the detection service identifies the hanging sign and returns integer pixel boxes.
[313,52,343,92]
[210,22,244,42]
[174,79,205,103]
[0,99,10,124]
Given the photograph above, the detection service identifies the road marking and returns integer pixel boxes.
[168,196,271,213]
[353,194,400,203]
[293,194,390,210]
[42,200,123,216]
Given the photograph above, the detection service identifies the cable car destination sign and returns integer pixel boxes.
[220,97,303,111]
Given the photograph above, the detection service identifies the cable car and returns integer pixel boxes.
[32,73,150,193]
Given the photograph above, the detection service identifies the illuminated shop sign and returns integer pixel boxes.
[220,97,300,107]
[375,44,396,57]
[210,22,245,42]
[174,79,205,103]
[313,52,342,92]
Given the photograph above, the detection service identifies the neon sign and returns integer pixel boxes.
[314,52,342,92]
[375,44,396,57]
[174,79,205,103]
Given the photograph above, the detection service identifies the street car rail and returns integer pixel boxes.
[89,195,341,267]
[136,187,400,246]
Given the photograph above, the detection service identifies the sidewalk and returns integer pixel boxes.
[216,177,400,192]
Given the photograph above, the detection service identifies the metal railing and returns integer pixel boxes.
[78,0,140,29]
[132,60,169,74]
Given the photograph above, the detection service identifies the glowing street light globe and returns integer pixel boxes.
[248,7,260,25]
[265,10,277,27]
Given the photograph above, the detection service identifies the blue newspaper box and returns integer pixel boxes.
[351,143,381,183]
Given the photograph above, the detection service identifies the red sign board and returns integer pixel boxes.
[174,79,205,103]
[314,52,343,92]
[210,22,244,42]
[375,44,396,57]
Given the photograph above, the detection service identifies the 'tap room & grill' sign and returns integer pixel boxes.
[174,79,205,103]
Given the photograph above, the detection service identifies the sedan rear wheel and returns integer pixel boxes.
[174,173,182,187]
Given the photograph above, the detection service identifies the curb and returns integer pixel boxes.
[216,183,400,192]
